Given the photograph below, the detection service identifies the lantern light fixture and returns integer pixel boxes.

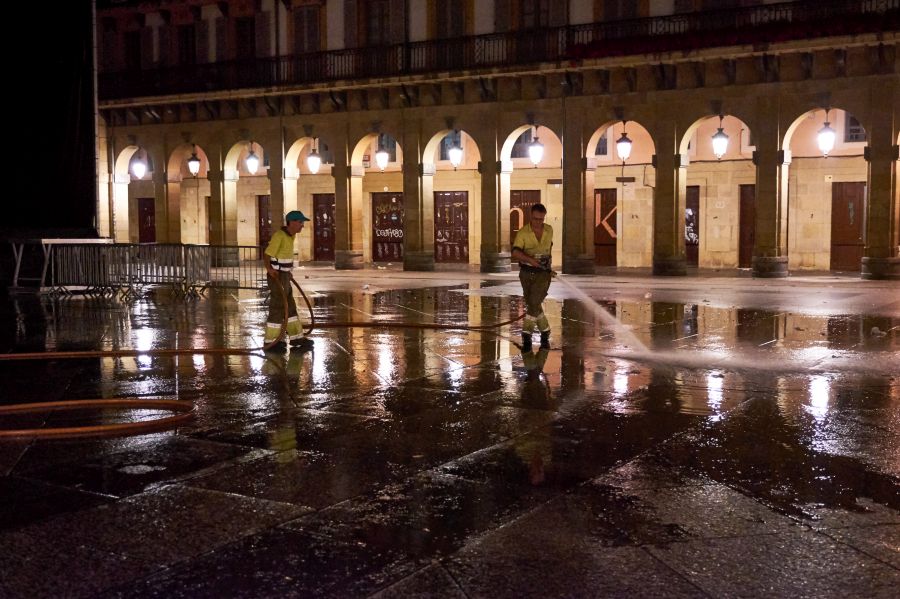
[817,109,836,157]
[528,127,544,167]
[711,115,729,160]
[131,155,147,180]
[245,142,260,175]
[187,145,201,176]
[306,138,321,174]
[375,140,390,171]
[615,125,633,163]
[448,133,463,170]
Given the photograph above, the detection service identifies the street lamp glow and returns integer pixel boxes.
[187,151,200,176]
[245,147,260,175]
[448,142,463,169]
[615,132,633,162]
[131,158,147,180]
[711,117,729,160]
[528,136,544,167]
[375,145,390,171]
[306,148,321,174]
[817,121,836,157]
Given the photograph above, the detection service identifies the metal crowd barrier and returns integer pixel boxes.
[46,243,270,297]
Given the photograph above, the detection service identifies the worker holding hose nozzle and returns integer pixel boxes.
[263,210,313,351]
[511,203,554,351]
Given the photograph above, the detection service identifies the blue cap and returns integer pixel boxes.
[286,210,310,222]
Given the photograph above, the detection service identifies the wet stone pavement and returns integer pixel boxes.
[0,269,898,598]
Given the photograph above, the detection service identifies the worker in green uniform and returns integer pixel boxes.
[511,203,553,351]
[263,210,313,351]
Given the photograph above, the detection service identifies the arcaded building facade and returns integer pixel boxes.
[95,0,900,278]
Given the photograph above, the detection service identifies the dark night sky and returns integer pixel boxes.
[6,1,97,234]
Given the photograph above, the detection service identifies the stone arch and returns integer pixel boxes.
[284,135,335,261]
[677,114,756,269]
[111,144,158,243]
[222,140,272,248]
[422,128,483,266]
[165,143,210,244]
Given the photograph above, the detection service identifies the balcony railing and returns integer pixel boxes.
[98,0,899,102]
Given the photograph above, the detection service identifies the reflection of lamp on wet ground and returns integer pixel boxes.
[187,145,200,176]
[306,138,321,174]
[448,133,463,170]
[245,142,260,174]
[528,126,544,167]
[817,109,836,157]
[131,155,147,180]
[375,141,390,171]
[711,115,729,160]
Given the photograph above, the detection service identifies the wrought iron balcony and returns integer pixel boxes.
[98,0,899,102]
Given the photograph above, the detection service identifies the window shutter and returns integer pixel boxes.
[344,0,358,47]
[140,27,154,68]
[197,19,209,63]
[158,25,173,66]
[390,0,406,43]
[256,12,271,57]
[495,0,511,32]
[549,0,567,26]
[215,17,226,61]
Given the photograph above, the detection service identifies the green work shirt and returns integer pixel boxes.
[264,228,296,271]
[513,222,553,259]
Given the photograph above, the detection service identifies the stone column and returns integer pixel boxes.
[404,160,436,271]
[153,167,169,243]
[861,90,900,279]
[207,166,224,246]
[111,172,130,242]
[479,138,511,272]
[562,106,595,274]
[751,103,790,278]
[333,136,364,269]
[651,134,687,276]
[266,149,285,222]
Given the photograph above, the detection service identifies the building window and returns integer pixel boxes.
[844,113,866,143]
[124,30,142,70]
[366,0,391,46]
[437,3,465,38]
[378,133,398,163]
[604,0,638,20]
[235,16,256,59]
[293,4,320,54]
[674,0,695,13]
[178,24,196,65]
[520,0,550,29]
[511,129,534,159]
[439,131,462,161]
[595,130,609,156]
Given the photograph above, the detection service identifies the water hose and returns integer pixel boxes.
[0,273,524,439]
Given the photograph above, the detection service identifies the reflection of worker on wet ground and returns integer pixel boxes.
[511,203,554,351]
[263,210,314,351]
[515,347,553,485]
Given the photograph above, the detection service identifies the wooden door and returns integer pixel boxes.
[257,195,271,250]
[739,184,756,268]
[685,185,700,266]
[594,188,617,266]
[510,190,541,247]
[138,197,156,243]
[434,191,469,263]
[313,193,336,261]
[830,182,866,272]
[372,192,404,262]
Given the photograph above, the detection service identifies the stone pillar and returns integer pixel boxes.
[404,161,436,271]
[562,108,594,274]
[180,178,203,245]
[651,142,687,276]
[333,138,364,269]
[751,105,790,278]
[111,172,130,242]
[861,91,900,279]
[267,150,285,222]
[207,166,225,246]
[479,139,511,272]
[153,168,169,243]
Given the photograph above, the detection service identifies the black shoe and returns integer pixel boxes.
[521,333,532,352]
[265,340,287,352]
[290,337,314,351]
[539,331,550,349]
